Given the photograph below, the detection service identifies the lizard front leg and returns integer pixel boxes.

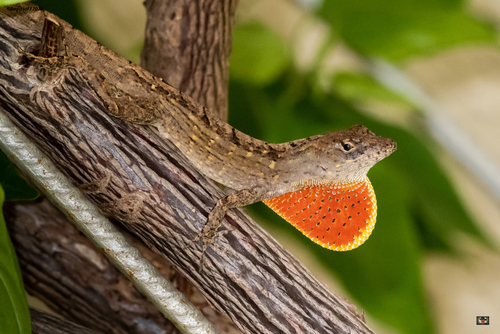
[198,186,270,247]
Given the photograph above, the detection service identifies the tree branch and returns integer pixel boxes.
[30,308,101,334]
[6,198,239,333]
[141,0,237,120]
[0,5,373,334]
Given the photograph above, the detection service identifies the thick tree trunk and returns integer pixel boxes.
[141,0,236,120]
[0,4,373,334]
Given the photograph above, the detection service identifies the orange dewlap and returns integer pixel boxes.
[263,178,377,251]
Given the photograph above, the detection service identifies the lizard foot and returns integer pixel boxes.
[183,201,229,270]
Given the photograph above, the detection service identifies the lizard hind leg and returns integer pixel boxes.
[181,201,228,272]
[190,186,269,254]
[198,199,231,246]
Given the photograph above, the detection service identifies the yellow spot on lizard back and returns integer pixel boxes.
[269,161,276,169]
[246,152,253,157]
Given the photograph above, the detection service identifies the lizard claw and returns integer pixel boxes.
[197,228,229,271]
[182,201,229,271]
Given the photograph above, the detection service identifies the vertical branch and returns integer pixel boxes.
[141,0,238,121]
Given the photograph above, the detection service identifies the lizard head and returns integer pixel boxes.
[321,124,396,183]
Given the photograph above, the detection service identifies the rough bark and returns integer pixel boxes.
[5,198,238,334]
[5,0,238,331]
[0,5,373,334]
[30,308,100,334]
[141,0,236,120]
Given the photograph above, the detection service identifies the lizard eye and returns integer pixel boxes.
[341,141,356,152]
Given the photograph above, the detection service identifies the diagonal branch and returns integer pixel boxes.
[0,6,373,334]
[0,97,220,334]
[30,308,100,334]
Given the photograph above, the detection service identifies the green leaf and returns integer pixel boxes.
[333,71,415,109]
[0,186,31,334]
[31,0,85,32]
[317,0,497,61]
[0,0,28,6]
[230,22,290,85]
[0,150,38,202]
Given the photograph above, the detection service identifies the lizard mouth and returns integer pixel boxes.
[263,178,377,251]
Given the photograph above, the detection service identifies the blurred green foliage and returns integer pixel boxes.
[0,186,31,334]
[333,72,416,108]
[0,0,27,6]
[0,151,38,202]
[231,23,290,85]
[318,0,497,61]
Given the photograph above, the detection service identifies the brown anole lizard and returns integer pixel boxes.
[102,88,396,251]
[32,19,397,251]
